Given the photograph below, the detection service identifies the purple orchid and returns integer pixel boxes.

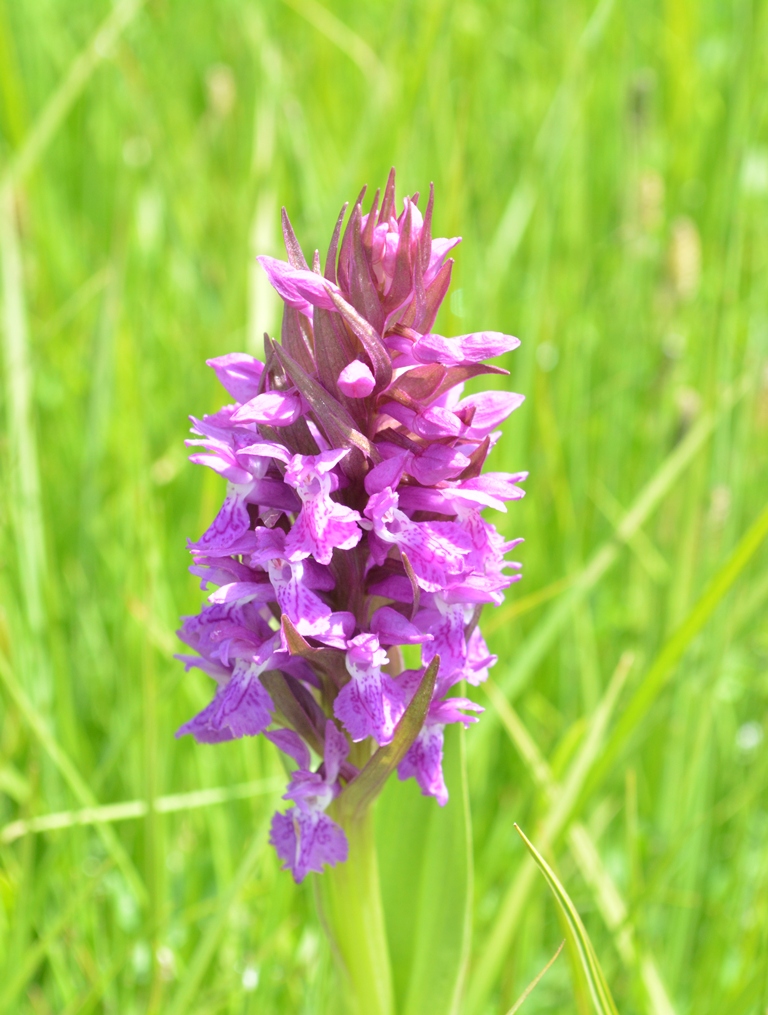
[397,691,484,805]
[268,722,350,882]
[282,450,363,565]
[176,170,525,878]
[334,633,403,745]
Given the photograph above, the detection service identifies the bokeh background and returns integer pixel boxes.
[1,0,767,1012]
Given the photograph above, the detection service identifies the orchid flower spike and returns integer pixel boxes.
[176,171,526,881]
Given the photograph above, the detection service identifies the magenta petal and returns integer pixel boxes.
[333,673,402,745]
[465,625,496,685]
[208,581,276,605]
[398,723,448,805]
[459,472,528,503]
[231,391,303,426]
[425,236,461,284]
[190,486,251,554]
[284,503,362,565]
[364,452,409,495]
[364,488,471,592]
[207,352,265,402]
[323,720,349,784]
[366,574,415,603]
[270,810,299,871]
[267,558,332,628]
[284,449,351,481]
[293,809,349,881]
[335,634,402,745]
[265,728,312,770]
[333,679,376,742]
[309,611,356,649]
[412,406,464,439]
[412,331,520,365]
[175,709,235,743]
[258,256,340,316]
[188,452,253,485]
[237,440,292,464]
[176,660,274,742]
[396,521,471,592]
[431,697,484,725]
[371,605,433,646]
[417,601,468,681]
[409,444,470,484]
[456,391,525,437]
[246,478,301,513]
[281,451,362,564]
[338,360,376,398]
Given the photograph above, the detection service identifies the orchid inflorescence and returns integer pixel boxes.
[176,170,526,882]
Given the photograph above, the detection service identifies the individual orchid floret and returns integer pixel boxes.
[411,330,520,366]
[189,479,300,556]
[415,595,472,685]
[256,255,341,318]
[364,487,471,592]
[267,556,354,649]
[176,170,525,885]
[176,655,276,744]
[269,722,350,883]
[396,673,484,805]
[283,450,363,565]
[206,352,264,403]
[334,633,403,745]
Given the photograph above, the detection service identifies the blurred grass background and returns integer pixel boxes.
[1,0,767,1012]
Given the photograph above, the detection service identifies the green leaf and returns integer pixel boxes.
[377,723,473,1015]
[337,656,439,820]
[515,825,619,1015]
[505,940,565,1015]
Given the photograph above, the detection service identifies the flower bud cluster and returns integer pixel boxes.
[176,172,525,882]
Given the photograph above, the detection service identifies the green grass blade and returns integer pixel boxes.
[473,375,749,748]
[566,825,677,1015]
[487,0,617,278]
[278,0,389,91]
[0,860,110,1011]
[467,654,631,1012]
[0,0,147,190]
[165,819,271,1015]
[587,499,768,794]
[0,777,282,843]
[0,651,147,905]
[0,187,47,653]
[376,724,473,1015]
[515,825,619,1015]
[505,940,565,1015]
[472,678,677,1015]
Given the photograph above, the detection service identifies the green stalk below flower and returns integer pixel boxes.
[316,804,395,1015]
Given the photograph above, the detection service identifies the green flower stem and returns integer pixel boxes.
[317,804,394,1015]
